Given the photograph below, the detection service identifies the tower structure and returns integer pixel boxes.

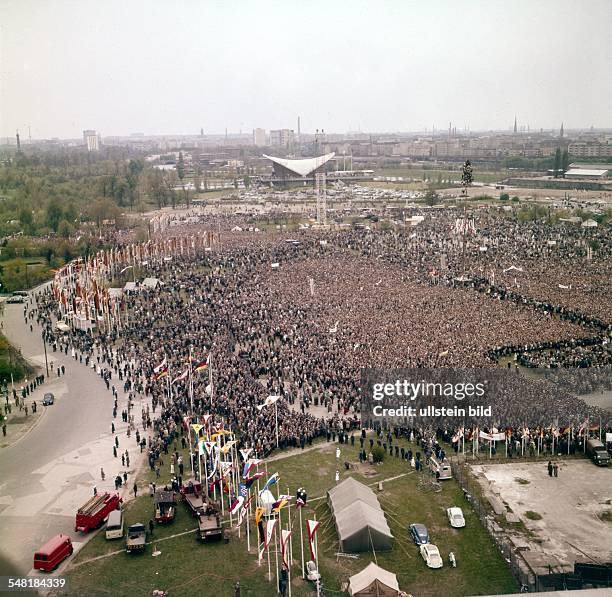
[560,122,564,138]
[16,130,21,152]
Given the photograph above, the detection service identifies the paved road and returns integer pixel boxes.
[0,296,148,574]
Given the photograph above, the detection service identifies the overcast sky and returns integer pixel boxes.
[1,0,611,139]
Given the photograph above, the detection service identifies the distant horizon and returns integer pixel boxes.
[4,124,612,144]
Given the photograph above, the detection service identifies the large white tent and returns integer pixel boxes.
[327,477,393,553]
[348,562,399,596]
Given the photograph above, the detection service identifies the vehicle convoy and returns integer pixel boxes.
[33,534,73,572]
[126,523,147,552]
[154,490,177,524]
[586,439,610,466]
[75,492,122,532]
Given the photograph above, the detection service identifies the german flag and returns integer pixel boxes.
[194,359,208,373]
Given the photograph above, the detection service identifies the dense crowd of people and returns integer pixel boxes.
[31,208,611,459]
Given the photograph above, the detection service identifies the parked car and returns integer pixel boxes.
[6,295,25,304]
[42,393,55,406]
[420,543,443,569]
[447,507,466,528]
[409,523,429,545]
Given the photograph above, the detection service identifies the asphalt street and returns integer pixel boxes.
[0,296,148,575]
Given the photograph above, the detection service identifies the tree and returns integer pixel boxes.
[424,188,440,206]
[553,148,561,177]
[461,160,473,196]
[500,192,510,201]
[18,208,34,234]
[57,219,73,238]
[177,152,185,181]
[561,150,570,176]
[45,198,63,232]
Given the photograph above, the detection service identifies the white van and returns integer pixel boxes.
[105,509,124,540]
[428,455,452,480]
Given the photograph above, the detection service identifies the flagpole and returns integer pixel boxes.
[188,348,194,476]
[287,486,293,597]
[274,512,280,592]
[299,505,305,579]
[275,401,279,449]
[314,513,320,597]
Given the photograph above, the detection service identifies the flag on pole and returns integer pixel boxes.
[245,472,265,490]
[265,519,277,549]
[307,520,320,560]
[153,366,168,381]
[237,495,253,528]
[194,359,209,373]
[153,357,167,374]
[272,496,291,513]
[172,369,188,384]
[262,472,280,492]
[243,458,263,478]
[239,448,253,462]
[191,423,203,436]
[281,529,292,568]
[221,440,237,455]
[257,395,281,411]
[229,496,244,515]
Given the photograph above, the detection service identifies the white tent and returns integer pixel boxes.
[348,562,399,597]
[327,477,393,553]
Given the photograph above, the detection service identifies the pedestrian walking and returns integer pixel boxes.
[553,462,559,477]
[547,460,553,477]
[101,468,105,481]
[149,519,155,536]
[133,482,138,498]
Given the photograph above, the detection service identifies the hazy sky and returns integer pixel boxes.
[2,0,611,139]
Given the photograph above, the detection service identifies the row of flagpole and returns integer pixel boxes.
[150,354,323,592]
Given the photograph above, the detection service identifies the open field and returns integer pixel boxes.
[59,436,517,596]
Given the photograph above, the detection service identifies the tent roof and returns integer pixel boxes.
[336,501,392,541]
[262,152,335,177]
[348,562,399,595]
[328,477,380,513]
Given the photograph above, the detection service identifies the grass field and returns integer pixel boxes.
[59,432,518,597]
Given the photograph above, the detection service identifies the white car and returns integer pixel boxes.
[420,543,443,569]
[447,507,466,528]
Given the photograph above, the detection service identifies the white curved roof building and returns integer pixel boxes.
[263,152,335,177]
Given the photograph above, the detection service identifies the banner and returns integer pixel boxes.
[265,519,277,549]
[307,519,320,560]
[281,529,292,568]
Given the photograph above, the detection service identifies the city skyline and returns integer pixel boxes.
[2,0,611,139]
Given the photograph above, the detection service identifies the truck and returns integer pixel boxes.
[75,492,122,532]
[125,523,147,552]
[154,490,177,524]
[181,480,206,516]
[197,502,223,542]
[586,439,610,466]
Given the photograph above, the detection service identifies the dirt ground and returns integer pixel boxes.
[471,460,612,572]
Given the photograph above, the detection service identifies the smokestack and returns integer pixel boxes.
[16,130,21,152]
